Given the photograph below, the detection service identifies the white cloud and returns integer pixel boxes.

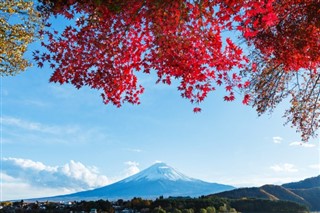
[1,116,56,133]
[124,161,140,177]
[0,157,145,200]
[1,157,110,198]
[3,157,57,171]
[61,160,109,188]
[1,116,111,145]
[309,164,320,170]
[0,174,75,201]
[273,136,283,144]
[270,163,298,173]
[289,141,316,148]
[1,116,78,136]
[220,175,307,188]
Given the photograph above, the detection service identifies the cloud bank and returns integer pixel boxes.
[289,141,316,148]
[1,157,111,200]
[1,116,111,145]
[309,164,320,170]
[270,163,298,173]
[272,136,283,144]
[124,161,140,177]
[2,157,109,190]
[1,157,142,200]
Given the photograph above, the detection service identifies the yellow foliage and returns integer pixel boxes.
[0,0,42,76]
[0,201,12,207]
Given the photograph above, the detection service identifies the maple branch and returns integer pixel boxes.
[301,73,320,118]
[86,2,147,69]
[302,72,314,100]
[35,0,319,141]
[295,72,302,91]
[310,79,320,133]
[198,0,204,30]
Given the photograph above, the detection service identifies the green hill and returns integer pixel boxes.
[212,176,320,211]
[229,199,309,213]
[282,176,320,189]
[214,185,309,207]
[292,187,320,210]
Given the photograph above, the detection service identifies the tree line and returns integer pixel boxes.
[0,195,309,213]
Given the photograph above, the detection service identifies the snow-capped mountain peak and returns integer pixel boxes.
[122,162,194,182]
[31,162,236,201]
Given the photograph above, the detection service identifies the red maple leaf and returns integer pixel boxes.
[193,107,201,113]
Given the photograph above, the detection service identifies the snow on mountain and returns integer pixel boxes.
[121,162,194,182]
[31,162,235,201]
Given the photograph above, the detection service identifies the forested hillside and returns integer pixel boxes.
[282,176,320,189]
[213,176,320,211]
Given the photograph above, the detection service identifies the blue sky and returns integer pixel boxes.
[1,11,320,201]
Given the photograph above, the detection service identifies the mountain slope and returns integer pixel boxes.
[283,176,320,210]
[121,162,194,182]
[282,175,320,189]
[292,187,320,210]
[212,176,320,211]
[37,163,235,201]
[214,185,309,206]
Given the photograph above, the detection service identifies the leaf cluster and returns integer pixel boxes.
[0,0,43,76]
[25,0,320,141]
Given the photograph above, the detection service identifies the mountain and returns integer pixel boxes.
[214,185,309,206]
[282,175,320,189]
[212,176,320,211]
[282,176,320,210]
[36,162,235,201]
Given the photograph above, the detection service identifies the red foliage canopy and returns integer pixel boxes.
[35,0,319,140]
